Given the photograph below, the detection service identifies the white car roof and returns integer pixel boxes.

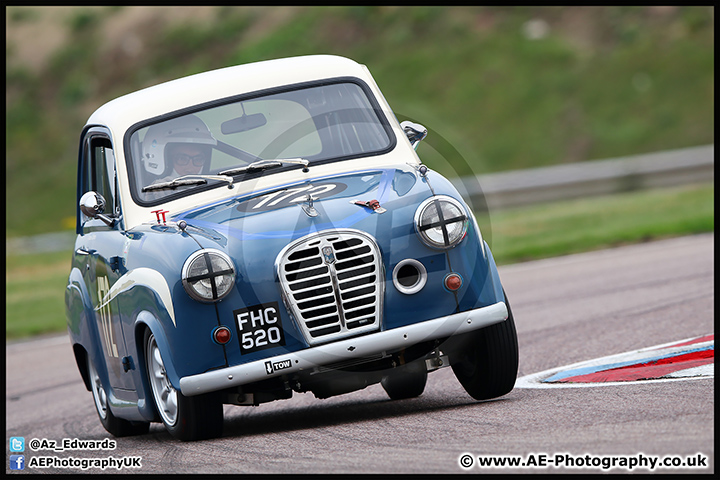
[87,54,374,133]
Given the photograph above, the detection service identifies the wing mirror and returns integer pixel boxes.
[400,120,427,150]
[80,191,115,227]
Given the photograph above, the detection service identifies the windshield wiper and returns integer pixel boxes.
[219,158,309,176]
[142,174,234,192]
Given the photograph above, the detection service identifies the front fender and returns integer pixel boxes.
[134,309,181,390]
[132,309,177,422]
[483,240,505,304]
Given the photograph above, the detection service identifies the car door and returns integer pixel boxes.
[77,127,134,390]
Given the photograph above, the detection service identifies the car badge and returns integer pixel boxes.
[322,246,336,264]
[301,194,318,217]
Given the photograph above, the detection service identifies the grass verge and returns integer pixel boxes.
[484,183,713,264]
[6,250,72,339]
[5,183,713,340]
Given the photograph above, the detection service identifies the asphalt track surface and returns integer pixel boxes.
[6,233,714,474]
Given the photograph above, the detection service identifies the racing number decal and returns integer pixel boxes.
[233,302,286,355]
[97,276,119,357]
[252,184,337,210]
[240,182,348,212]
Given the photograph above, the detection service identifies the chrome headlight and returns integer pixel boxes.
[182,249,235,302]
[414,196,468,249]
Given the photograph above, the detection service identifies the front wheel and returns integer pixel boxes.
[144,330,223,441]
[450,292,518,400]
[87,355,149,437]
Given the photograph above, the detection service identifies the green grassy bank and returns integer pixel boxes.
[6,6,714,236]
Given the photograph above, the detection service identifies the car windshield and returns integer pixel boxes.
[127,80,393,204]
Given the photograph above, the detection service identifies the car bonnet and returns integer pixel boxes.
[172,166,428,249]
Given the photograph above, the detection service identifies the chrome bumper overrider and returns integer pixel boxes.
[179,301,508,396]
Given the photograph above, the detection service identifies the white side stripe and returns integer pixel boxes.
[97,268,176,327]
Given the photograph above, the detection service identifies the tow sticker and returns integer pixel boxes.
[265,358,293,375]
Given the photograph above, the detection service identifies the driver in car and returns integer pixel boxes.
[166,143,209,178]
[140,114,216,199]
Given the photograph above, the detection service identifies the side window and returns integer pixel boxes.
[92,141,115,211]
[81,134,117,221]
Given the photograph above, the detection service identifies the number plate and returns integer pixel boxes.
[233,302,286,355]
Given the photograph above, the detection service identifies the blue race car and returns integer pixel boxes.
[65,55,518,441]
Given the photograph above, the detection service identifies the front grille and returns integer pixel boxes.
[276,230,383,345]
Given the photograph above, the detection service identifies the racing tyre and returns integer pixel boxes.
[144,330,223,441]
[381,360,428,400]
[87,355,150,437]
[451,291,518,400]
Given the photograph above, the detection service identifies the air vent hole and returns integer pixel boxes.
[392,259,427,295]
[397,263,420,288]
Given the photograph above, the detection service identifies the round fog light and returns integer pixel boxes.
[213,326,232,345]
[444,273,463,292]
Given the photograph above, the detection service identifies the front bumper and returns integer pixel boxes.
[179,301,508,396]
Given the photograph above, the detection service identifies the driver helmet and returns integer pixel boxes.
[141,114,216,176]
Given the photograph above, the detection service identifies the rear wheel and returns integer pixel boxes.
[87,355,149,437]
[144,330,223,441]
[381,360,428,400]
[451,292,518,400]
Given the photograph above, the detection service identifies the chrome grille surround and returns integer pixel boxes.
[275,229,384,345]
